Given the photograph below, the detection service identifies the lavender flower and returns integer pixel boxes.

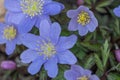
[4,0,64,32]
[67,6,98,36]
[20,20,77,78]
[64,65,100,80]
[115,49,120,62]
[0,23,26,55]
[113,5,120,17]
[0,60,16,70]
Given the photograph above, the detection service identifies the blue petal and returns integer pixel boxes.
[44,0,52,4]
[87,16,98,32]
[0,34,6,44]
[78,24,88,36]
[84,70,92,77]
[56,35,77,52]
[28,56,45,75]
[15,34,23,45]
[77,5,89,12]
[44,2,64,15]
[68,18,78,31]
[67,10,78,18]
[21,33,42,50]
[0,23,6,44]
[4,0,21,12]
[57,50,77,64]
[18,16,37,33]
[5,12,25,25]
[39,20,50,39]
[35,15,51,28]
[90,75,100,80]
[113,6,120,17]
[64,70,80,80]
[71,65,84,75]
[20,49,39,63]
[44,56,58,78]
[5,41,16,55]
[50,22,61,45]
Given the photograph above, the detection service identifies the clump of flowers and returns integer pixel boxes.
[20,20,77,78]
[4,0,64,32]
[67,6,98,36]
[3,0,120,79]
[64,65,100,80]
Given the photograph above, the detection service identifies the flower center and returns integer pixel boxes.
[3,26,17,40]
[40,41,56,59]
[77,76,89,80]
[20,0,44,17]
[77,11,90,26]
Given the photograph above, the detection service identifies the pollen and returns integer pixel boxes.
[77,76,88,80]
[77,11,90,26]
[37,40,56,59]
[3,26,17,40]
[20,0,44,17]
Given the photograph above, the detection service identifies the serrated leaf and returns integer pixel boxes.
[107,73,120,80]
[101,40,110,67]
[94,54,104,71]
[76,50,86,60]
[84,54,95,69]
[80,42,101,51]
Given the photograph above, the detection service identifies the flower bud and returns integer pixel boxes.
[0,60,16,70]
[115,49,120,62]
[77,0,84,6]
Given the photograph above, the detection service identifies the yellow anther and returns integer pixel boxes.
[3,26,17,40]
[20,0,44,17]
[77,11,90,26]
[40,41,56,58]
[77,76,89,80]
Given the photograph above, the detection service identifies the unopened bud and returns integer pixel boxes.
[115,49,120,62]
[77,0,84,6]
[0,60,16,70]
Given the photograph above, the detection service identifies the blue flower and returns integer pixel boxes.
[67,6,98,36]
[0,23,26,55]
[64,65,100,80]
[4,0,64,32]
[113,5,120,17]
[20,20,77,78]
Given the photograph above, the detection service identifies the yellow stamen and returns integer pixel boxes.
[37,40,56,59]
[20,0,44,17]
[3,26,17,40]
[77,11,90,26]
[77,76,89,80]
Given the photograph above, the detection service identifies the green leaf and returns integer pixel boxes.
[107,73,120,80]
[109,63,120,72]
[84,0,92,5]
[101,40,110,67]
[96,7,107,13]
[80,42,101,51]
[94,54,104,71]
[84,54,95,69]
[97,0,113,8]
